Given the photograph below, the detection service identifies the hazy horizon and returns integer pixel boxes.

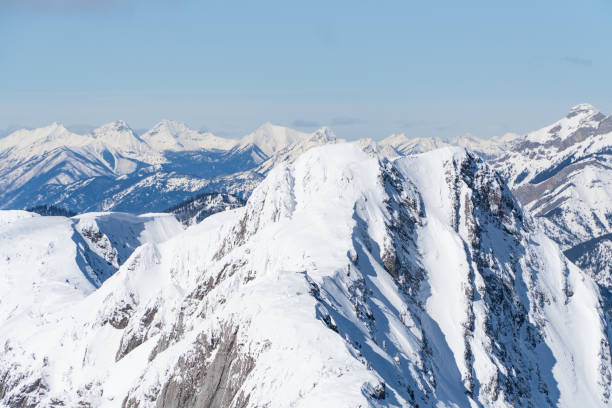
[2,1,611,140]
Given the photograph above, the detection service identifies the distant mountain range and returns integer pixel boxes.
[0,119,517,214]
[0,120,292,212]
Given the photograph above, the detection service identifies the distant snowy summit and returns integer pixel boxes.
[0,117,519,171]
[0,119,318,165]
[0,121,331,212]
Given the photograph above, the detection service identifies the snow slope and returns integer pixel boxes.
[1,144,609,407]
[0,211,183,326]
[0,210,39,227]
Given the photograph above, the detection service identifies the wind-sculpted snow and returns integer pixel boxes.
[0,211,182,324]
[1,144,609,407]
[0,210,39,227]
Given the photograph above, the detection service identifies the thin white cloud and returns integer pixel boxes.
[562,56,592,66]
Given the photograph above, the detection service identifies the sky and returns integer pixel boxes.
[1,0,611,140]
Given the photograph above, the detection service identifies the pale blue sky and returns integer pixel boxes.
[1,0,611,139]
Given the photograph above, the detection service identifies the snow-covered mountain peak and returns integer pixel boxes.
[43,121,67,133]
[380,133,450,155]
[0,122,89,156]
[140,120,238,151]
[309,126,336,142]
[377,131,520,159]
[351,137,400,159]
[490,104,612,279]
[449,134,481,148]
[567,102,600,118]
[381,132,410,145]
[449,133,519,158]
[91,121,141,145]
[240,122,310,155]
[518,103,607,147]
[149,119,190,134]
[253,127,341,173]
[490,131,521,144]
[94,120,133,133]
[247,143,379,226]
[88,120,158,168]
[14,121,69,141]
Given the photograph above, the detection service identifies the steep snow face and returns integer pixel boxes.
[1,144,609,408]
[239,122,310,155]
[394,148,609,407]
[0,211,182,325]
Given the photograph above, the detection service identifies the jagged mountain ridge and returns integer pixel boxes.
[492,103,611,238]
[0,144,609,407]
[489,103,612,314]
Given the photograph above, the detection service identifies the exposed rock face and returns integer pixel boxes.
[0,144,610,407]
[153,324,255,408]
[492,104,611,246]
[165,193,245,226]
[491,104,612,320]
